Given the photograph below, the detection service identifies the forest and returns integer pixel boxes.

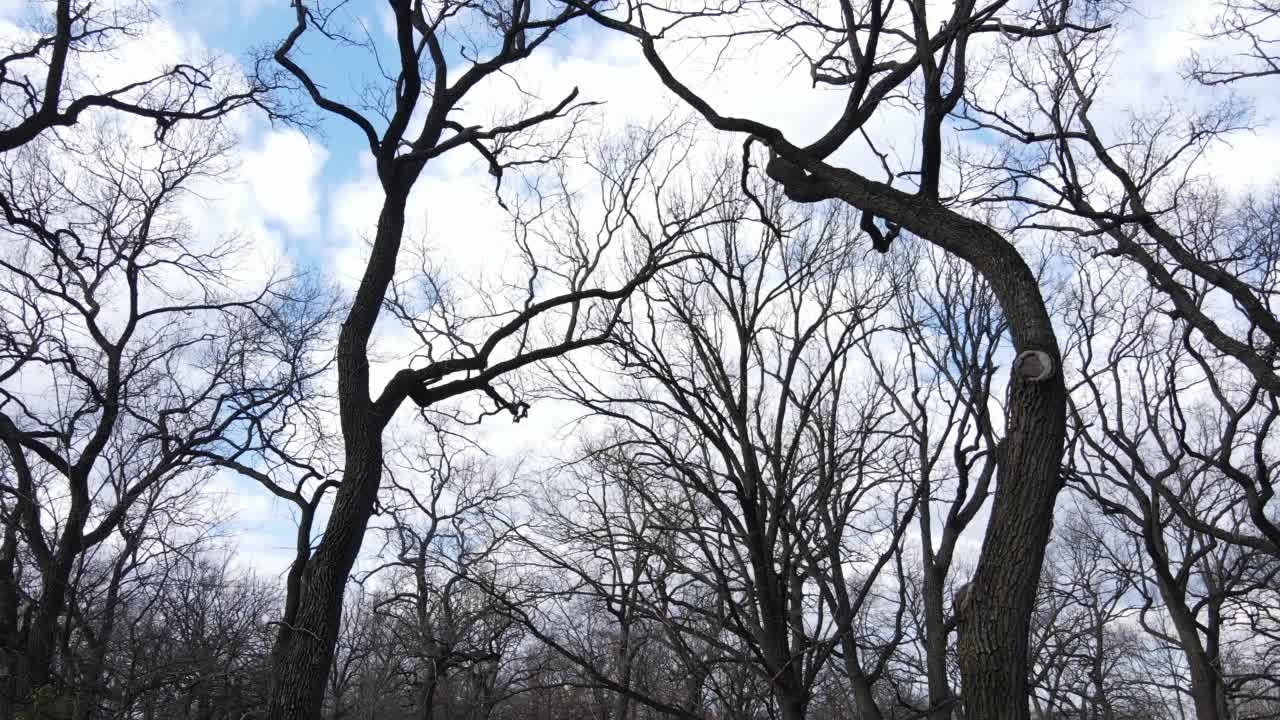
[0,1,1277,719]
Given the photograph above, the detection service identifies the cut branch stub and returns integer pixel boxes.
[954,582,972,622]
[1013,350,1054,382]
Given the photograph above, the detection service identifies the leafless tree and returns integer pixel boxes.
[1187,1,1280,85]
[1062,251,1280,720]
[0,0,284,153]
[562,3,1123,712]
[958,0,1280,564]
[0,117,327,716]
[1025,508,1173,720]
[856,245,1005,719]
[108,555,278,720]
[7,3,1280,719]
[261,3,721,712]
[59,473,220,720]
[350,441,530,720]
[514,166,919,720]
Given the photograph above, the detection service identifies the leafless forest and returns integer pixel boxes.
[0,1,1278,719]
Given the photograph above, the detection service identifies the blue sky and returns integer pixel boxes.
[189,1,626,197]
[9,0,1271,578]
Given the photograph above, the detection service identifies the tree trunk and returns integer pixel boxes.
[922,562,953,720]
[611,623,634,720]
[847,668,883,720]
[954,400,1064,719]
[264,404,386,718]
[773,164,1067,719]
[23,505,88,704]
[76,529,142,720]
[780,695,807,720]
[265,193,411,719]
[0,520,21,720]
[1185,656,1229,720]
[1162,586,1228,720]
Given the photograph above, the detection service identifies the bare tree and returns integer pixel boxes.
[966,3,1279,402]
[259,3,724,713]
[1025,508,1172,720]
[355,441,528,720]
[8,4,1280,720]
[517,166,919,720]
[0,118,325,716]
[1062,251,1280,720]
[1187,1,1280,85]
[109,555,278,720]
[950,18,1280,713]
[563,3,1121,712]
[0,0,283,153]
[855,245,1005,720]
[963,0,1280,558]
[60,473,220,720]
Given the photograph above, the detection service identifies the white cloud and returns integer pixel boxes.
[17,0,1276,594]
[240,128,329,237]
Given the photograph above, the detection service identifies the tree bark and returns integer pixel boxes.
[0,519,19,720]
[1156,569,1229,720]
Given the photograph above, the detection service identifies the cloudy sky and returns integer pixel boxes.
[7,0,1272,578]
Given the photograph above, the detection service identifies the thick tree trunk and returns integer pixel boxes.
[779,695,807,720]
[0,520,21,720]
[1159,580,1229,720]
[847,668,884,720]
[770,163,1067,720]
[22,505,88,704]
[1185,655,1229,720]
[611,623,634,720]
[265,194,411,719]
[1170,611,1228,720]
[953,379,1064,718]
[264,472,381,716]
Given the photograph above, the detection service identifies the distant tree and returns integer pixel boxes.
[862,246,1005,720]
[1027,509,1172,720]
[354,443,529,720]
[1062,251,1280,720]
[520,164,917,720]
[110,555,278,720]
[60,472,220,720]
[0,119,326,716]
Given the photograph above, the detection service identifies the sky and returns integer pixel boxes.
[6,0,1277,580]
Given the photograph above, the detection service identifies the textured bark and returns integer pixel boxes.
[953,376,1063,718]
